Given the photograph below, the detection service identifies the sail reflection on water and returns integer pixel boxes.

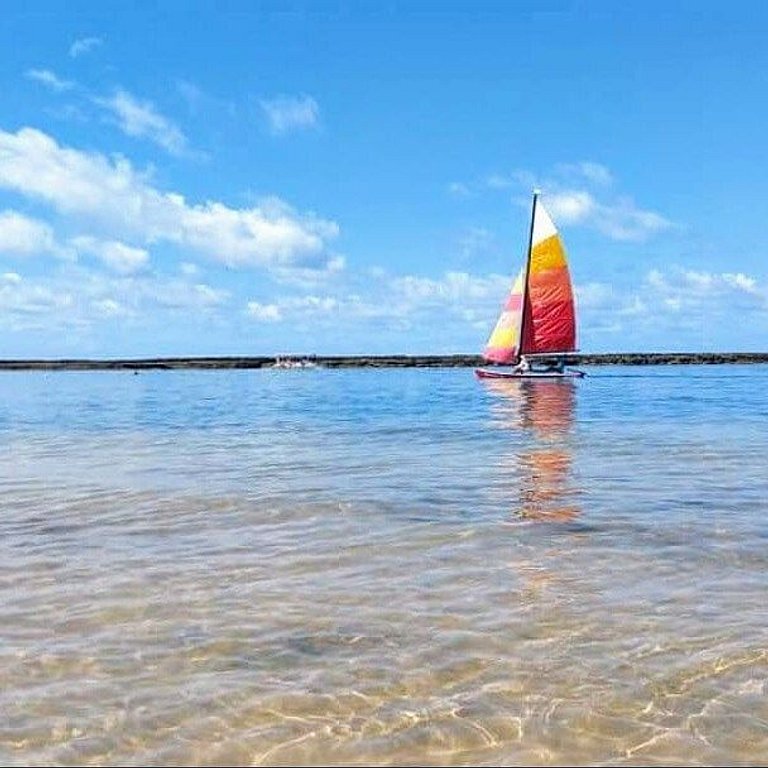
[484,380,581,521]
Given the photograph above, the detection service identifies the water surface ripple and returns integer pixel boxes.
[1,366,767,766]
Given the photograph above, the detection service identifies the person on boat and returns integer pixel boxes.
[543,358,565,374]
[514,355,531,374]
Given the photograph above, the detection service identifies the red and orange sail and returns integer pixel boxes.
[483,197,576,363]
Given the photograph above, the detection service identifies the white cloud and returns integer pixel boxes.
[69,36,103,58]
[468,162,672,242]
[246,294,340,323]
[575,281,613,308]
[546,190,596,224]
[0,127,340,273]
[180,197,335,268]
[445,170,524,194]
[574,268,766,345]
[246,301,282,322]
[457,227,495,260]
[544,189,670,241]
[260,95,319,135]
[152,281,228,309]
[271,253,345,288]
[644,267,766,308]
[485,174,516,190]
[0,278,74,327]
[97,274,229,311]
[96,89,188,155]
[647,269,666,291]
[291,295,338,313]
[70,236,149,274]
[392,270,507,303]
[91,298,127,317]
[593,197,671,241]
[618,296,648,317]
[180,261,200,276]
[555,162,613,186]
[723,272,758,294]
[0,211,59,256]
[25,69,75,92]
[246,270,510,333]
[0,264,232,333]
[681,269,714,291]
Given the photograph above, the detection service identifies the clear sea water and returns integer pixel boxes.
[1,365,767,766]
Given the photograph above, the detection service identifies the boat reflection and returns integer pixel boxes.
[484,380,581,522]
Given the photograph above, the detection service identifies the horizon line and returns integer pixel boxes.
[1,352,767,371]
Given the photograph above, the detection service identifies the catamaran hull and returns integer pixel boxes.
[474,367,585,380]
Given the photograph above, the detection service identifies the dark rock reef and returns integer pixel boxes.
[1,352,767,370]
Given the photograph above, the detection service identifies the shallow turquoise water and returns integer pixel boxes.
[1,365,767,765]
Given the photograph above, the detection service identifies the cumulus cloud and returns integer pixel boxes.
[723,272,758,294]
[0,276,74,327]
[270,253,345,289]
[25,69,75,92]
[594,197,671,241]
[0,127,340,273]
[245,270,509,333]
[70,236,149,274]
[260,95,319,135]
[246,301,282,322]
[646,268,765,304]
[292,295,338,313]
[180,261,200,276]
[586,268,764,348]
[0,264,232,334]
[457,227,496,261]
[546,190,596,224]
[545,189,670,241]
[0,211,60,257]
[575,268,765,340]
[247,295,339,323]
[96,89,188,155]
[179,197,337,269]
[555,161,613,186]
[69,36,103,58]
[575,281,614,309]
[392,270,506,303]
[485,174,516,190]
[456,161,672,242]
[91,298,125,317]
[149,280,229,310]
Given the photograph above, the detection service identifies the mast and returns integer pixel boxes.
[517,190,538,361]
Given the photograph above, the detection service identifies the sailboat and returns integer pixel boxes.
[475,191,585,380]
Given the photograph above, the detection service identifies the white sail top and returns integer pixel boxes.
[532,199,557,246]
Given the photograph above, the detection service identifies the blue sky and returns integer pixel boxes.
[1,1,767,357]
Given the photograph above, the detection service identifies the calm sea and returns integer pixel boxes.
[1,365,767,766]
